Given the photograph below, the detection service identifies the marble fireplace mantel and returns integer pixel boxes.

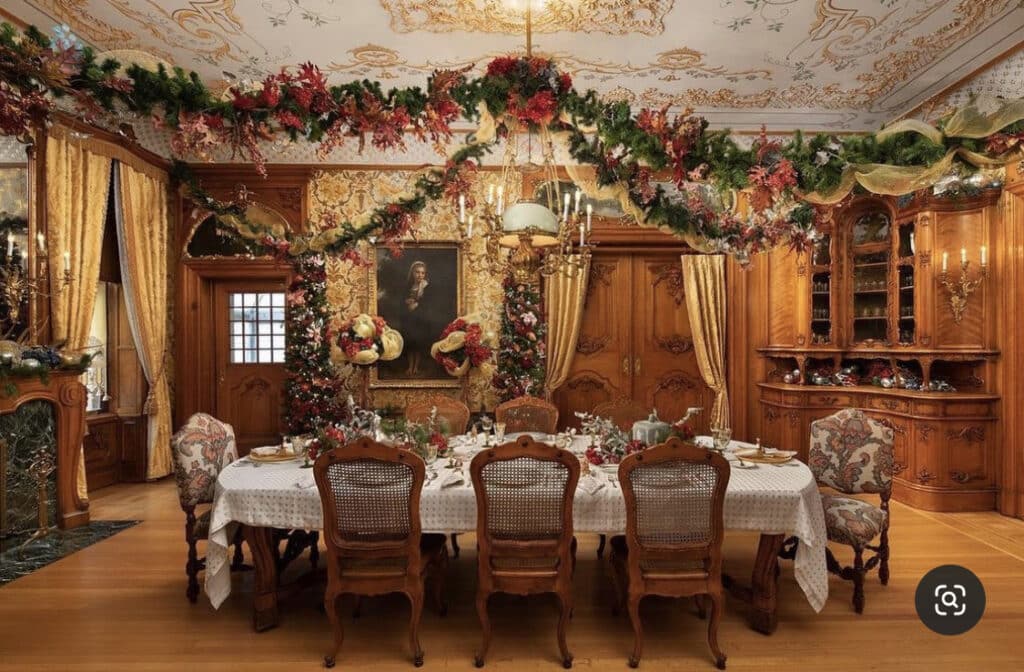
[1,371,90,530]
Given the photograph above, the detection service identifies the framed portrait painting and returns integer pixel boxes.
[370,242,462,387]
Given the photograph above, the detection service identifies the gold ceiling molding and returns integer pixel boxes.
[379,0,674,35]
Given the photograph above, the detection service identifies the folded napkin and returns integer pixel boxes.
[439,469,466,489]
[295,472,317,489]
[578,474,605,496]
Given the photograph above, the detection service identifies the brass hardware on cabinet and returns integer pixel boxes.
[622,356,629,375]
[634,357,641,374]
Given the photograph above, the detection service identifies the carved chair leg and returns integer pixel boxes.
[706,592,727,670]
[852,546,866,614]
[407,589,425,667]
[184,510,200,604]
[450,533,460,559]
[474,591,492,668]
[693,594,707,620]
[627,595,644,668]
[323,589,344,668]
[556,591,574,668]
[879,526,890,586]
[597,534,606,559]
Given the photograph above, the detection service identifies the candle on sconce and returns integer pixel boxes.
[586,203,593,233]
[981,245,987,266]
[579,220,585,246]
[459,194,465,224]
[497,185,504,215]
[487,184,495,205]
[562,192,570,221]
[574,188,582,214]
[960,247,967,265]
[63,250,70,273]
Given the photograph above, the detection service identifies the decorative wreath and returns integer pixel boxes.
[430,314,496,378]
[335,314,403,366]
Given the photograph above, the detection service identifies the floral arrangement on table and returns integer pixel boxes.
[0,341,94,396]
[575,411,646,466]
[431,314,496,378]
[335,313,404,366]
[669,420,696,441]
[302,396,380,465]
[493,278,546,401]
[380,413,452,464]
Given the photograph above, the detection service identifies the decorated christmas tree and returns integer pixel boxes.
[283,253,344,435]
[492,276,547,401]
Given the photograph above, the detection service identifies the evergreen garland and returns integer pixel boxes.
[492,277,547,401]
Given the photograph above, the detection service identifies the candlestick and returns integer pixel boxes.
[562,192,570,221]
[579,221,584,246]
[960,247,966,265]
[981,245,987,266]
[459,194,465,224]
[574,189,581,214]
[586,203,593,233]
[62,250,70,273]
[942,251,948,273]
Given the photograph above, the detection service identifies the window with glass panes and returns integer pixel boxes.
[228,292,286,363]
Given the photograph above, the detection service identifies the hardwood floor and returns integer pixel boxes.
[2,479,1023,671]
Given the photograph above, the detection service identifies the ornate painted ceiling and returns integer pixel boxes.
[4,0,1023,133]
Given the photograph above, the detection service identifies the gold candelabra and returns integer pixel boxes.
[939,257,987,324]
[16,445,57,558]
[0,243,72,343]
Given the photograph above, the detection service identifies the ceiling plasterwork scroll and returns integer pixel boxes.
[379,0,674,35]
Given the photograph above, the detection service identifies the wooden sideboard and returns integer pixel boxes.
[0,371,90,529]
[759,383,997,511]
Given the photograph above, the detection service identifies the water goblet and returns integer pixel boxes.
[495,422,506,444]
[711,427,732,453]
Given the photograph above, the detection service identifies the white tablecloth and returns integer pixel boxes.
[206,436,827,614]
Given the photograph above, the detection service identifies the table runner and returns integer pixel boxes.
[206,436,827,613]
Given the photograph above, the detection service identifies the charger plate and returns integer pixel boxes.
[733,449,795,465]
[249,448,301,463]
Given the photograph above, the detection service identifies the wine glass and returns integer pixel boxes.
[711,426,732,453]
[494,422,506,443]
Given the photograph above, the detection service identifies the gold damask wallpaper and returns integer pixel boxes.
[308,168,516,411]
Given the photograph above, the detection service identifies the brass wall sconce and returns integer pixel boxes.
[939,247,987,324]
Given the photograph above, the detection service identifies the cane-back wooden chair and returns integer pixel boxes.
[610,438,731,669]
[314,437,449,668]
[808,408,894,613]
[171,412,248,603]
[593,398,648,432]
[405,395,471,436]
[470,436,580,668]
[494,396,559,435]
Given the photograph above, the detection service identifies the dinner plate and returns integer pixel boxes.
[505,432,553,442]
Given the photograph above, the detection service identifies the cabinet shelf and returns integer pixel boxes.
[854,261,889,268]
[854,289,888,294]
[854,316,887,320]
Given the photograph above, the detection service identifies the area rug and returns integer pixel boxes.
[0,520,140,586]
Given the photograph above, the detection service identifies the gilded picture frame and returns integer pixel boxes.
[369,241,463,388]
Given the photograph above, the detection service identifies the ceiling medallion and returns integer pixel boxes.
[380,0,674,35]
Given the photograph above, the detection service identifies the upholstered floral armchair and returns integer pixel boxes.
[808,408,894,613]
[172,412,245,603]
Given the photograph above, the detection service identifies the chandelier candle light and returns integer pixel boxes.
[939,246,988,324]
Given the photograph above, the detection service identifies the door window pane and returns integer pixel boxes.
[228,292,286,364]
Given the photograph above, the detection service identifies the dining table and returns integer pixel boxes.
[205,434,828,634]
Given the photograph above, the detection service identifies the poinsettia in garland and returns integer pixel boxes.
[279,251,344,436]
[492,277,547,401]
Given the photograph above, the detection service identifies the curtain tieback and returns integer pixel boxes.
[143,350,169,415]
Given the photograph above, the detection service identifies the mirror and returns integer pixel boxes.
[0,135,31,342]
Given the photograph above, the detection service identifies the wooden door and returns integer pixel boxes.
[631,256,711,435]
[553,254,633,429]
[213,281,288,454]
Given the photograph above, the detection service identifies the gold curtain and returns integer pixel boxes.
[681,254,730,429]
[114,162,172,480]
[544,254,590,395]
[46,130,112,502]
